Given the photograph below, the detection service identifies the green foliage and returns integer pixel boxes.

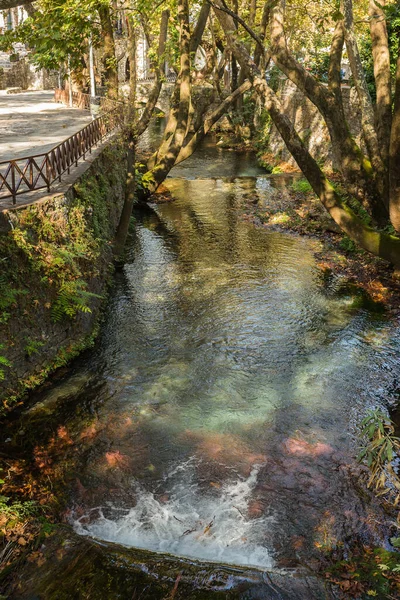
[134,163,147,193]
[358,34,376,101]
[385,2,400,78]
[230,94,256,130]
[0,0,108,73]
[358,409,400,500]
[8,188,105,324]
[254,108,272,156]
[339,235,358,253]
[51,279,101,322]
[0,274,26,325]
[24,338,44,357]
[308,52,331,83]
[0,495,40,521]
[140,170,157,191]
[266,65,284,92]
[357,2,400,102]
[291,178,313,194]
[327,547,400,598]
[335,182,373,228]
[37,517,57,536]
[0,345,11,381]
[73,172,111,241]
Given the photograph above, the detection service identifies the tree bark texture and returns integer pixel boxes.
[389,42,400,232]
[369,0,392,162]
[98,3,118,99]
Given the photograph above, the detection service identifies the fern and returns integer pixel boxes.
[0,274,26,324]
[52,280,102,322]
[0,344,11,381]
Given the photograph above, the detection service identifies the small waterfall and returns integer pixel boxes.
[73,461,274,568]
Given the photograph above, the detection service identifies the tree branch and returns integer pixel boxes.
[136,8,170,137]
[328,19,345,101]
[175,79,252,163]
[206,0,265,56]
[190,1,210,54]
[0,0,35,8]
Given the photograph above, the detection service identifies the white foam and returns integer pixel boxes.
[73,461,274,569]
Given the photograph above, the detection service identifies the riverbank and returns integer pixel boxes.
[238,176,400,316]
[0,141,129,594]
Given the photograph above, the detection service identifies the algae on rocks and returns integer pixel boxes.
[5,528,332,600]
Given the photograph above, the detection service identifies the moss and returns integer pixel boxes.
[291,178,313,194]
[0,142,127,411]
[3,529,327,600]
[2,326,100,415]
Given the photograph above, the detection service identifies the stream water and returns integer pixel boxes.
[15,139,400,587]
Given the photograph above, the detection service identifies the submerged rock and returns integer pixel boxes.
[7,528,334,600]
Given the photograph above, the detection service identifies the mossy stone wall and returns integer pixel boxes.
[0,142,127,412]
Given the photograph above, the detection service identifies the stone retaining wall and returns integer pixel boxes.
[0,142,127,410]
[268,80,363,170]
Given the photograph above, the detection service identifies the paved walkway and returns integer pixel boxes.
[0,90,93,161]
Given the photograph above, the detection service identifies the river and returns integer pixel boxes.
[10,137,400,597]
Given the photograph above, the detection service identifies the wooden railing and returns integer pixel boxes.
[54,88,91,110]
[54,88,125,113]
[0,109,120,204]
[0,91,122,204]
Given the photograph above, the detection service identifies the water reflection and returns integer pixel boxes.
[11,163,400,573]
[62,174,400,568]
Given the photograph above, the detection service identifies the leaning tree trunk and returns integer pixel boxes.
[148,1,210,170]
[389,42,400,233]
[212,0,400,267]
[267,0,387,224]
[144,0,191,193]
[114,15,137,261]
[342,0,387,206]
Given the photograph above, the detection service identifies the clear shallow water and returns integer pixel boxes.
[21,148,400,571]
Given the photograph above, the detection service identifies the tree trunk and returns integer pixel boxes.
[148,0,211,171]
[113,140,136,261]
[98,3,118,99]
[213,0,400,266]
[389,43,400,232]
[267,0,387,224]
[369,0,392,162]
[175,80,252,164]
[114,15,137,261]
[190,1,210,55]
[254,1,271,68]
[144,0,191,193]
[136,9,170,137]
[342,0,387,198]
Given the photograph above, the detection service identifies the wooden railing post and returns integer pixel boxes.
[11,162,16,204]
[46,156,51,192]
